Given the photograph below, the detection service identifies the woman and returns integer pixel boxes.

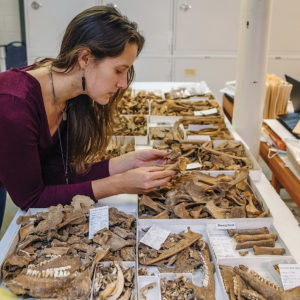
[0,6,174,211]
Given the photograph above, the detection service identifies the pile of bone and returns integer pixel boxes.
[228,227,285,256]
[1,196,136,298]
[150,99,220,116]
[178,116,233,140]
[138,227,215,299]
[117,90,160,115]
[103,137,135,159]
[154,139,252,170]
[220,264,300,300]
[149,126,184,141]
[139,170,269,219]
[113,115,147,136]
[93,262,135,299]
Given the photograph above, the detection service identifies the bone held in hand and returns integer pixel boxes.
[164,158,186,171]
[234,233,277,243]
[227,227,269,237]
[235,238,275,250]
[253,246,285,255]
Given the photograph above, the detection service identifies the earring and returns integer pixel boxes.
[82,75,86,91]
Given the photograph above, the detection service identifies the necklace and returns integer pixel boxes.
[48,65,69,184]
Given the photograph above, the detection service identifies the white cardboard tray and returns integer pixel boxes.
[207,219,292,261]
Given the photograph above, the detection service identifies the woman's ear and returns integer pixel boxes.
[78,48,92,69]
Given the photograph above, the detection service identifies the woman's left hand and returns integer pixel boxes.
[132,149,170,168]
[109,149,169,176]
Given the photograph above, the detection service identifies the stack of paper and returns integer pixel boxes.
[264,74,293,119]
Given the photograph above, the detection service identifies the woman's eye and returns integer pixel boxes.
[116,70,124,74]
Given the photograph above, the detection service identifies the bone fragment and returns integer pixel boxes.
[140,228,202,265]
[235,239,275,250]
[241,289,268,300]
[164,158,186,171]
[253,246,285,256]
[234,233,277,243]
[140,282,156,300]
[106,263,125,300]
[227,227,269,237]
[239,251,249,256]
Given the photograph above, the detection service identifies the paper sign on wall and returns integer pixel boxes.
[279,264,300,290]
[140,225,170,250]
[89,206,109,239]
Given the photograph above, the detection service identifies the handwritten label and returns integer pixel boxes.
[89,206,109,239]
[187,135,211,141]
[194,108,218,116]
[216,223,236,230]
[140,225,170,250]
[279,264,300,290]
[186,163,202,170]
[210,236,236,257]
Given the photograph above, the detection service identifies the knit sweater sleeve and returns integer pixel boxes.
[0,94,109,210]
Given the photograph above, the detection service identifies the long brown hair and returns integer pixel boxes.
[51,6,144,173]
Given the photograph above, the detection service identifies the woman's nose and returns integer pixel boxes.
[117,73,128,89]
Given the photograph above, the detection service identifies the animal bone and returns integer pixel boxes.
[139,228,202,265]
[241,289,268,300]
[228,227,269,236]
[140,282,156,300]
[236,239,275,250]
[234,233,277,243]
[253,246,285,255]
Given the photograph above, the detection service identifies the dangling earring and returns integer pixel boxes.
[82,74,86,91]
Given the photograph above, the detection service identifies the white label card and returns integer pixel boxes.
[194,108,218,116]
[216,223,236,230]
[186,163,202,170]
[187,135,211,141]
[89,206,109,239]
[279,264,300,290]
[140,225,170,250]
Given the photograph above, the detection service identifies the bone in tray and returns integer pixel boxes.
[150,99,220,116]
[113,115,147,136]
[0,196,136,298]
[138,170,269,219]
[153,139,252,170]
[137,224,218,299]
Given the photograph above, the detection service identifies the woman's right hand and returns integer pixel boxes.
[116,166,176,194]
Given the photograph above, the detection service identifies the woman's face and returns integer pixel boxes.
[85,43,138,105]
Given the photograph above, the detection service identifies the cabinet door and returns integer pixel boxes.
[134,57,172,81]
[269,0,300,56]
[174,0,240,55]
[174,57,236,100]
[24,0,96,61]
[101,0,173,56]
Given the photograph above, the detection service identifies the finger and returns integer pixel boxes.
[149,176,173,189]
[141,166,165,172]
[148,170,176,180]
[148,149,170,158]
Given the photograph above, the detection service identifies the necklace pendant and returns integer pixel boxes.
[62,110,67,121]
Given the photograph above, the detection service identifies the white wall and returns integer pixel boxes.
[0,0,21,70]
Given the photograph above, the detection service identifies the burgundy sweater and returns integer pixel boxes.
[0,68,110,210]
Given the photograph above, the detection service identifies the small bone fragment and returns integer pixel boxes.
[239,251,249,256]
[235,239,275,250]
[227,227,269,237]
[234,233,277,243]
[253,246,285,255]
[140,282,156,300]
